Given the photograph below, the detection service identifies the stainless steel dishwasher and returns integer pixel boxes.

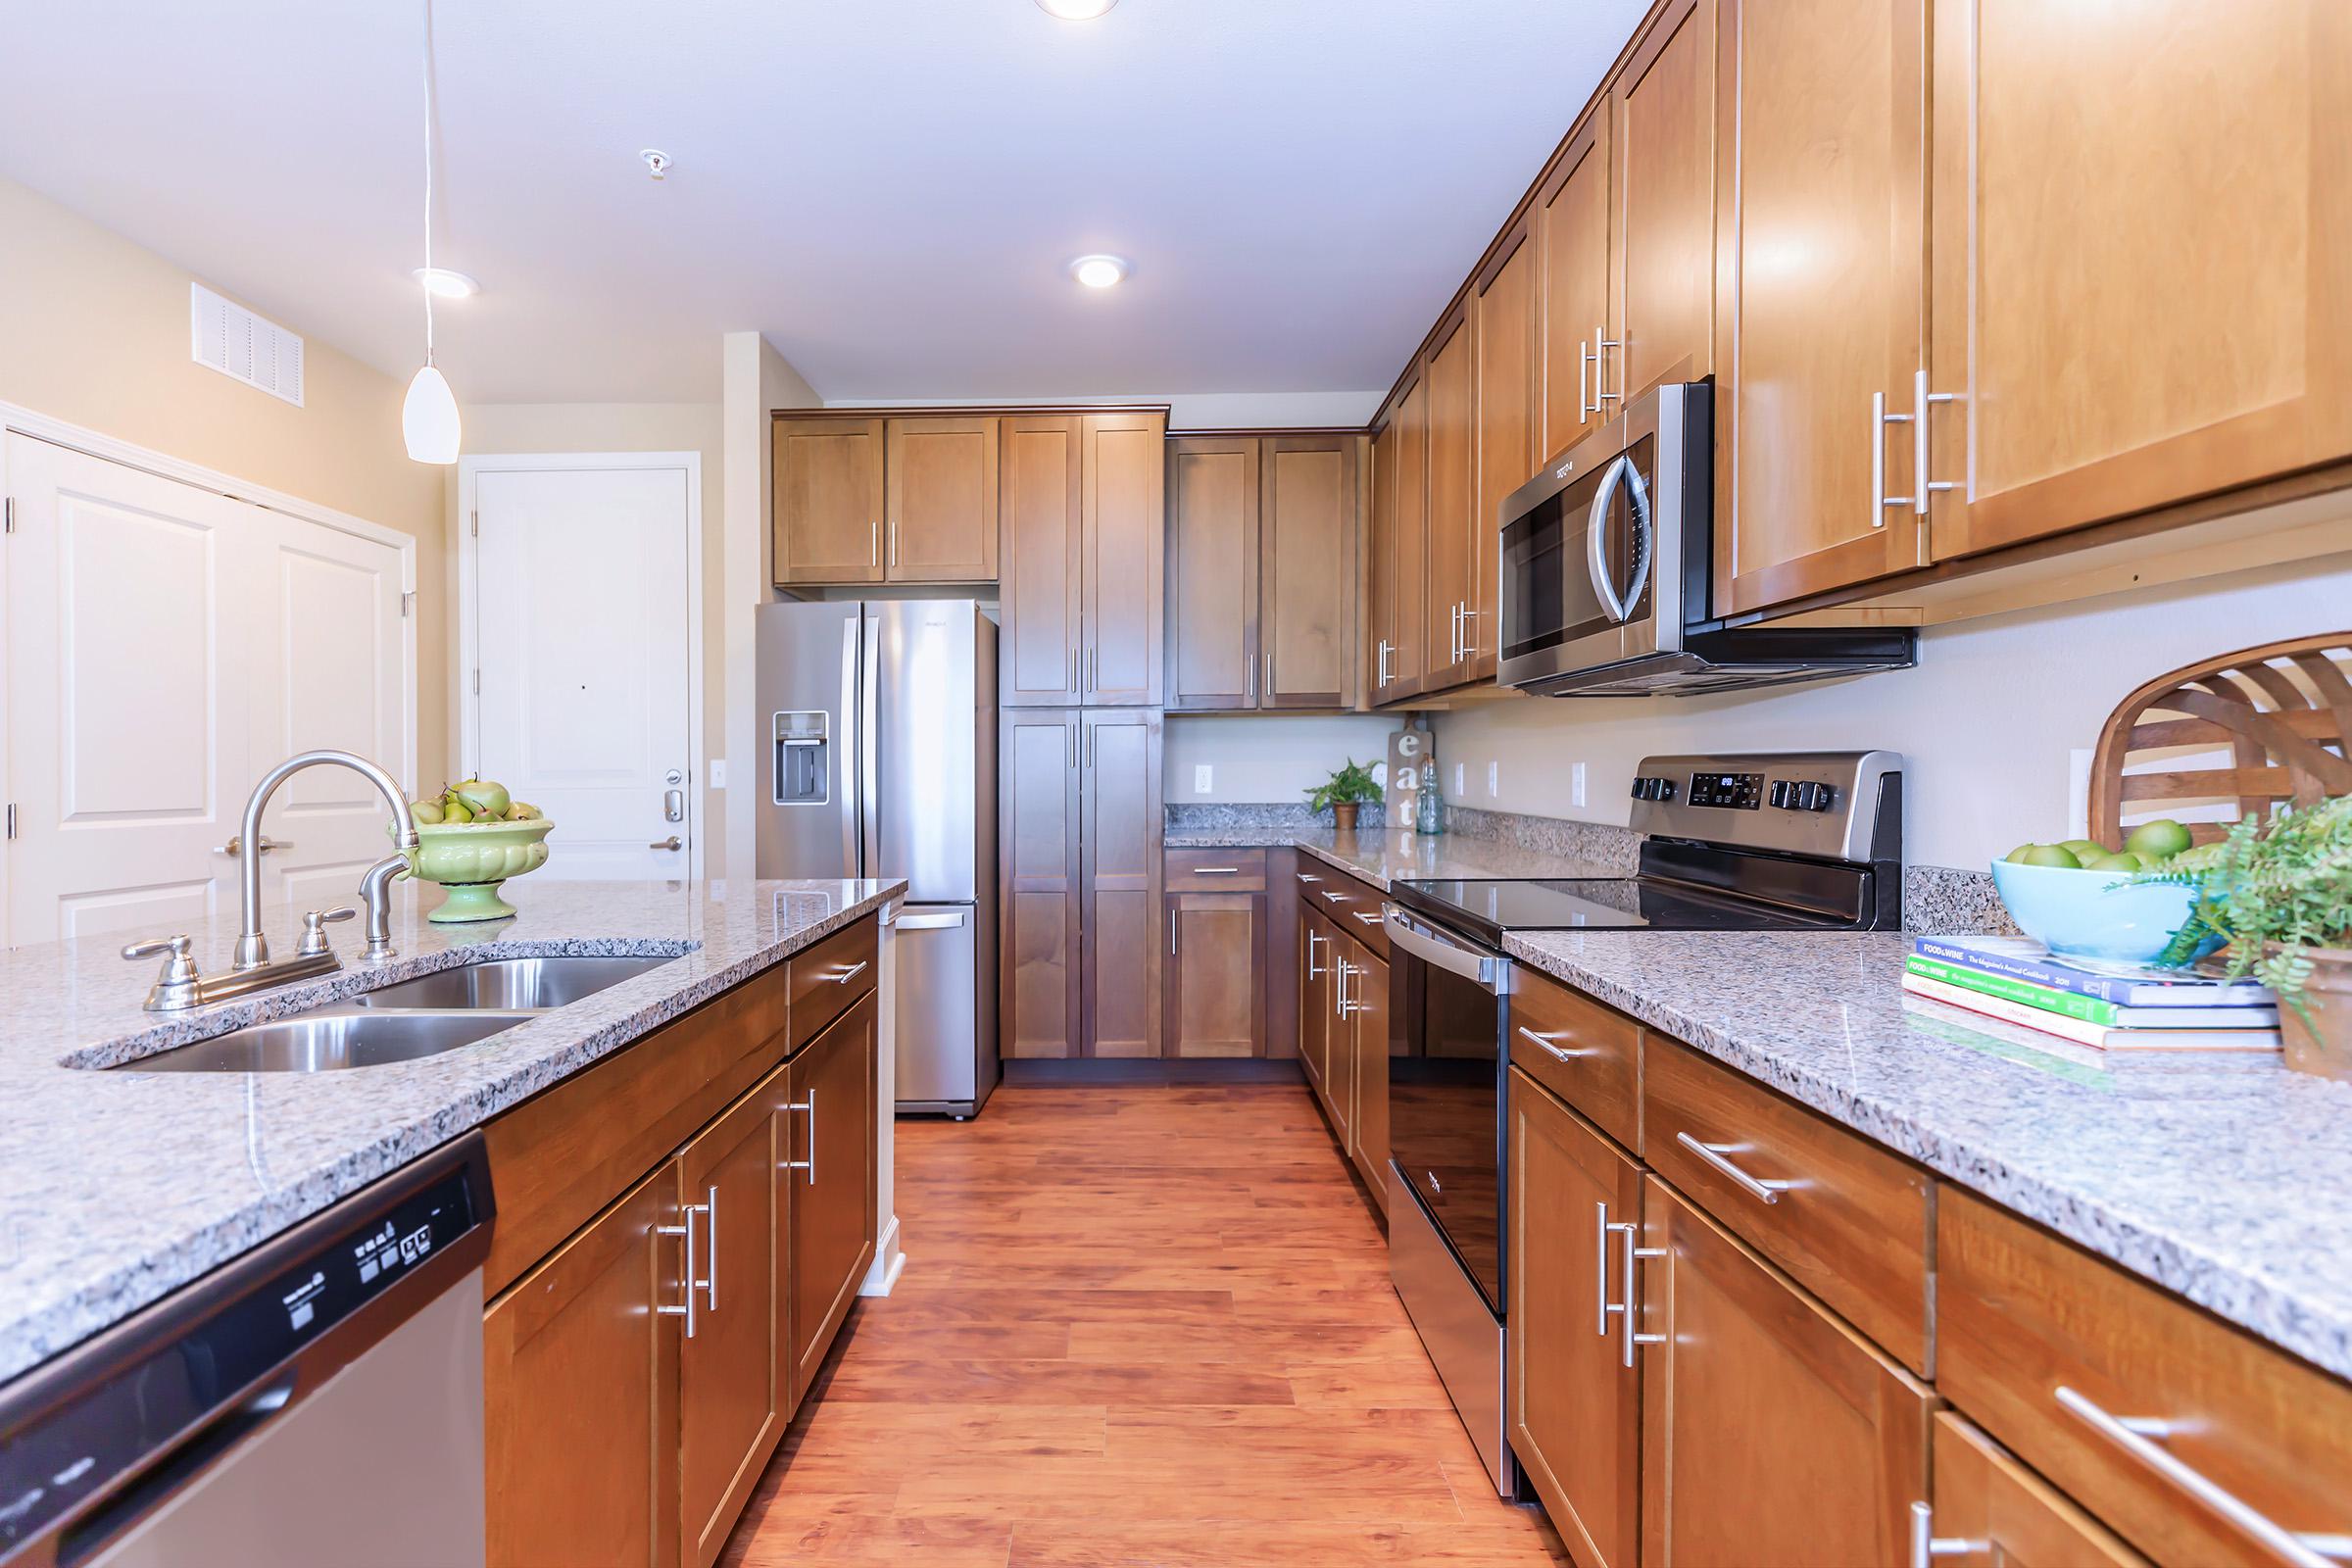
[0,1133,494,1568]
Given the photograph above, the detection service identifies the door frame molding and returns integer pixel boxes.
[457,451,707,882]
[1,400,422,941]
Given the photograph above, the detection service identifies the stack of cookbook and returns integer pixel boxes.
[1903,935,2279,1051]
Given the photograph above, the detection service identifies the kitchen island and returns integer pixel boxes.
[0,876,902,1384]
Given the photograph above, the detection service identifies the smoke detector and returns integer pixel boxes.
[641,148,672,180]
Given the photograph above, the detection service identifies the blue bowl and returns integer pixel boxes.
[1988,859,2216,965]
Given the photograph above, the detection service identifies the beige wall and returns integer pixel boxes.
[1433,554,2352,870]
[447,402,725,867]
[1165,713,1406,804]
[0,175,452,786]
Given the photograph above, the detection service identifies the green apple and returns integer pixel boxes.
[2084,851,2144,872]
[2059,838,2106,862]
[2125,818,2193,861]
[2002,843,2036,863]
[2022,844,2082,869]
[454,778,511,818]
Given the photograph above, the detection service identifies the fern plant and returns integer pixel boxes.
[1304,759,1385,816]
[2144,794,2352,1024]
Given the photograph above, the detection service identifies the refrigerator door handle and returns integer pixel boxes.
[837,614,860,876]
[860,612,882,879]
[894,909,967,931]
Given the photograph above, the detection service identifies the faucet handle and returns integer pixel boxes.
[123,935,204,1011]
[297,906,358,957]
[122,933,192,963]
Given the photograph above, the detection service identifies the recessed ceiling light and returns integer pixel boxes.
[413,267,480,299]
[1068,255,1130,289]
[1035,0,1118,18]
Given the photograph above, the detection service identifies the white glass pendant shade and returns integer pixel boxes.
[403,364,461,464]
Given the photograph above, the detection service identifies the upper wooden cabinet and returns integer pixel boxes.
[1366,378,1427,705]
[1925,0,2352,562]
[1000,416,1086,707]
[772,417,884,585]
[1081,414,1166,706]
[884,416,999,581]
[1165,436,1260,710]
[1712,0,1929,614]
[1421,305,1479,689]
[1538,109,1615,461]
[1471,226,1537,684]
[1615,0,1717,404]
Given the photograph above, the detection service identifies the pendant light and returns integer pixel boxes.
[402,0,460,464]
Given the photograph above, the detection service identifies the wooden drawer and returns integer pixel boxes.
[1927,1412,2146,1567]
[1298,864,1387,956]
[1939,1189,2352,1567]
[787,915,878,1053]
[1507,967,1642,1153]
[1165,848,1267,890]
[1644,1036,1935,1375]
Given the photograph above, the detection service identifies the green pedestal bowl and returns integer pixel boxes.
[403,817,555,923]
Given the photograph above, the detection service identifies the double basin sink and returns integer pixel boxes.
[127,956,673,1074]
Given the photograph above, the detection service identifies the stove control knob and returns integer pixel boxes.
[1653,777,1676,802]
[1791,781,1821,810]
[1808,783,1838,812]
[1630,776,1649,801]
[1769,780,1791,809]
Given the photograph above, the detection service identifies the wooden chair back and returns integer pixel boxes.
[2089,634,2352,848]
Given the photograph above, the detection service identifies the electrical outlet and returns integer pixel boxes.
[1453,761,1466,796]
[709,759,728,790]
[1487,760,1500,798]
[1572,761,1588,808]
[1194,764,1213,795]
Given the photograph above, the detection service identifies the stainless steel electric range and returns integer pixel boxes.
[1379,750,1904,1494]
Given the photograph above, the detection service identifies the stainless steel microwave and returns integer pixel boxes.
[1495,382,1916,697]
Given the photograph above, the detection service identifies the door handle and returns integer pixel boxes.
[664,788,685,822]
[1911,367,1959,516]
[650,836,683,851]
[213,835,289,856]
[782,1091,818,1185]
[1872,389,1916,526]
[656,1197,711,1339]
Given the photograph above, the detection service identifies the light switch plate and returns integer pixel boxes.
[1487,760,1500,798]
[1453,761,1466,796]
[1572,761,1588,808]
[1194,764,1213,794]
[709,759,728,790]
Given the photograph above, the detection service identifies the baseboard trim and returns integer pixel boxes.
[1001,1057,1307,1087]
[858,1214,905,1298]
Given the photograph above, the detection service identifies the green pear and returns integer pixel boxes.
[454,778,511,818]
[442,798,475,824]
[410,799,444,826]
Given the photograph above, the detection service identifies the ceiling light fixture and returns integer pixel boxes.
[401,0,460,465]
[1035,0,1118,18]
[1068,254,1130,289]
[412,267,479,298]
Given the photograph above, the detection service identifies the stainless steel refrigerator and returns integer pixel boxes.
[756,600,999,1117]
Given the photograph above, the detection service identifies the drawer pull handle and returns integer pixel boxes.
[1675,1132,1795,1204]
[2054,1386,2349,1568]
[1189,865,1241,874]
[1351,911,1383,927]
[1517,1025,1592,1062]
[1906,1503,1985,1568]
[1320,891,1348,903]
[828,960,870,985]
[1297,873,1323,884]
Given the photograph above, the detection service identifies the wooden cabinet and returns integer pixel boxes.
[1471,225,1537,682]
[1165,888,1265,1057]
[784,991,878,1407]
[1615,0,1717,405]
[1638,1176,1934,1566]
[1081,413,1165,706]
[1509,1068,1642,1568]
[1080,709,1163,1058]
[678,1077,783,1568]
[1712,0,1928,614]
[1165,433,1357,711]
[772,417,884,586]
[1538,109,1615,460]
[1344,946,1389,1208]
[1366,376,1427,704]
[1925,0,2352,563]
[1297,906,1330,1094]
[1165,436,1259,710]
[1000,416,1086,707]
[999,710,1083,1060]
[1509,966,1642,1154]
[485,1171,680,1568]
[1320,941,1356,1150]
[1421,306,1478,690]
[883,416,998,581]
[1926,1413,2147,1568]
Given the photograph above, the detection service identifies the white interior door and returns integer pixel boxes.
[2,433,410,947]
[469,464,694,879]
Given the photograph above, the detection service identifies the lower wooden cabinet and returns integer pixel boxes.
[678,1075,784,1568]
[1297,906,1330,1093]
[1165,889,1265,1057]
[785,991,880,1407]
[1638,1176,1934,1566]
[1508,1067,1642,1568]
[484,1171,679,1568]
[1291,882,1391,1215]
[1926,1412,2146,1568]
[1320,942,1358,1152]
[1346,948,1390,1207]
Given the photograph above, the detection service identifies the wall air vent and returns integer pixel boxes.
[189,282,305,406]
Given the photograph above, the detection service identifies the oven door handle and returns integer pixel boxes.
[1586,455,1632,624]
[1382,905,1512,994]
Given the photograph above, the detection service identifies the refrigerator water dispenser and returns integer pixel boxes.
[773,711,829,805]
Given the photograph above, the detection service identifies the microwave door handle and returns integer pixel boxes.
[1618,460,1654,616]
[1586,455,1631,623]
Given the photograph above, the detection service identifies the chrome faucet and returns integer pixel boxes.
[233,750,418,968]
[124,751,420,1011]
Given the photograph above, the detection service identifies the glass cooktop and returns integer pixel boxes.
[1391,876,1859,945]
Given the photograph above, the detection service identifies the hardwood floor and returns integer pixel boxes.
[718,1084,1571,1567]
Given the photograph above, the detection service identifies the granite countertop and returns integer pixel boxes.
[1505,929,2352,1382]
[1164,825,1628,890]
[0,877,903,1384]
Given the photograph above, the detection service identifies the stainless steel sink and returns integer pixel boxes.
[127,1009,538,1073]
[348,955,671,1010]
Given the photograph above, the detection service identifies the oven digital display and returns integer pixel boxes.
[1687,771,1764,809]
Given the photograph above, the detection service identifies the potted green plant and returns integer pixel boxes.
[2160,794,2352,1079]
[1305,759,1384,833]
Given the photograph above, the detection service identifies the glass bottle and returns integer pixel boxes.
[1415,759,1442,836]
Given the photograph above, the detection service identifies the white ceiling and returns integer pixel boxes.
[0,0,1647,405]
